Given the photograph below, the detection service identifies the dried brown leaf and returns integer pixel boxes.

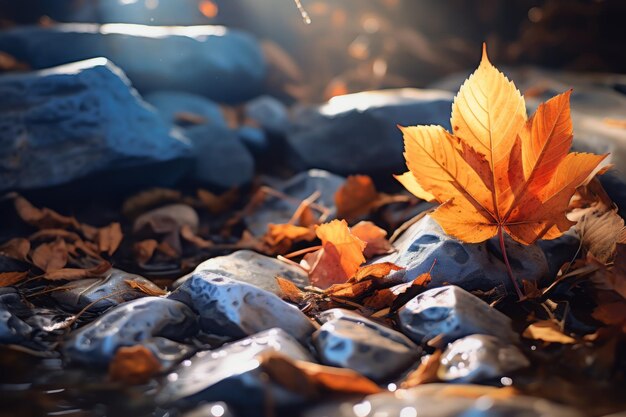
[353,262,403,281]
[401,350,442,388]
[523,319,576,344]
[31,239,68,272]
[180,224,213,249]
[133,239,158,264]
[259,352,381,398]
[109,345,162,384]
[43,261,111,281]
[335,175,379,221]
[0,238,30,261]
[122,188,182,218]
[197,188,238,215]
[98,222,123,256]
[350,221,393,258]
[125,279,167,296]
[0,271,28,287]
[12,195,81,230]
[276,276,305,304]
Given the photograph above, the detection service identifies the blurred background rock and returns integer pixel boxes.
[1,0,624,102]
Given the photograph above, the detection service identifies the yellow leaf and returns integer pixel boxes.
[522,319,576,344]
[399,44,607,244]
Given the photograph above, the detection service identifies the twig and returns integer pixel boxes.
[498,226,524,300]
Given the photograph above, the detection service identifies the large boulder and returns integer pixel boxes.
[0,58,192,192]
[144,91,228,130]
[286,89,453,175]
[0,24,266,103]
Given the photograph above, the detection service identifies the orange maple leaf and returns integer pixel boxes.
[398,45,607,245]
[303,219,366,288]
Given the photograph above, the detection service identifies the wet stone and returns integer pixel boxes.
[169,271,315,343]
[245,169,345,236]
[174,250,308,295]
[184,124,255,189]
[181,402,236,417]
[286,89,453,175]
[0,287,33,345]
[0,58,192,192]
[64,297,197,367]
[313,309,421,382]
[304,384,584,417]
[377,215,552,292]
[157,328,312,411]
[51,268,164,313]
[438,335,530,383]
[244,95,290,135]
[397,285,518,346]
[144,91,227,130]
[0,24,266,103]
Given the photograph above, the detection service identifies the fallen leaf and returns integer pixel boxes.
[522,280,543,299]
[592,301,626,332]
[353,262,403,281]
[125,279,167,296]
[156,241,179,258]
[0,271,28,287]
[401,350,442,388]
[31,239,68,272]
[399,45,607,244]
[0,238,30,261]
[29,229,81,243]
[316,220,366,275]
[265,223,316,247]
[276,276,305,304]
[394,171,436,202]
[180,224,213,249]
[43,261,111,281]
[197,188,238,215]
[133,239,158,264]
[12,194,81,230]
[335,175,379,221]
[325,280,373,298]
[122,188,182,219]
[259,352,381,398]
[350,221,393,258]
[108,345,162,384]
[523,319,576,344]
[174,111,207,126]
[572,202,625,263]
[97,222,123,256]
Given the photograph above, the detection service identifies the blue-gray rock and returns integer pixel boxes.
[237,126,269,156]
[438,335,529,383]
[184,124,255,189]
[143,337,197,370]
[174,250,308,295]
[169,271,315,342]
[0,24,266,103]
[64,297,197,366]
[313,309,421,382]
[0,58,192,192]
[157,328,312,410]
[182,402,236,417]
[246,169,345,236]
[377,215,550,292]
[144,91,227,130]
[397,285,518,347]
[51,269,164,312]
[0,287,33,345]
[245,96,289,135]
[286,89,453,175]
[41,0,213,26]
[304,385,584,417]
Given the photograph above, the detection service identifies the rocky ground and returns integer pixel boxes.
[1,3,626,417]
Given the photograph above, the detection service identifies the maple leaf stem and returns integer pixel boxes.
[498,226,524,300]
